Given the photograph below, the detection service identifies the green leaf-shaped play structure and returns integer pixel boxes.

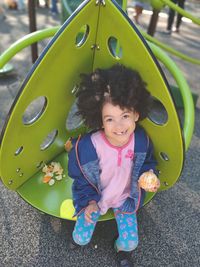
[0,0,184,220]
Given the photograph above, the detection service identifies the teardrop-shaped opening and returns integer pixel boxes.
[66,101,83,131]
[148,97,168,125]
[108,36,122,59]
[22,96,47,125]
[40,129,58,151]
[75,25,89,47]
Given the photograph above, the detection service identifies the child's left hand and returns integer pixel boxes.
[84,200,99,223]
[138,170,160,192]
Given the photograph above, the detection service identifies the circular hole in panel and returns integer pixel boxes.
[160,152,169,161]
[40,129,58,151]
[15,146,23,156]
[108,37,122,59]
[66,101,84,131]
[75,25,89,47]
[148,97,168,125]
[22,96,47,125]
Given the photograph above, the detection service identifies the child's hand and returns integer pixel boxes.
[138,170,160,192]
[84,201,99,223]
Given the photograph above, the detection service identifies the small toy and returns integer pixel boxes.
[42,162,65,186]
[138,170,160,192]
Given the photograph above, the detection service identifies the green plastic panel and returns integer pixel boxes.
[0,0,184,220]
[0,0,97,191]
[17,151,115,220]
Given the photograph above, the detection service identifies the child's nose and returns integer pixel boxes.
[115,121,124,130]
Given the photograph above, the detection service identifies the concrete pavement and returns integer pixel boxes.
[0,1,200,266]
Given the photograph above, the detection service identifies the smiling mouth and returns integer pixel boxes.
[114,130,128,136]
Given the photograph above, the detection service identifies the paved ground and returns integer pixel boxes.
[0,1,200,267]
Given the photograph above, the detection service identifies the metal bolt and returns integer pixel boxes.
[96,0,106,6]
[16,168,21,173]
[8,180,13,185]
[91,44,100,50]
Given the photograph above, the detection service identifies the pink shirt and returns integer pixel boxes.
[91,131,135,215]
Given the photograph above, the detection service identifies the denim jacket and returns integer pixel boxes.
[68,126,157,216]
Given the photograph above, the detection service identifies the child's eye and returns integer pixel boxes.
[105,118,113,122]
[123,114,130,119]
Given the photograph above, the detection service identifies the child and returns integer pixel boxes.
[67,64,160,267]
[5,0,18,10]
[134,1,145,24]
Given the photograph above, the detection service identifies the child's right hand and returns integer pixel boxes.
[84,200,99,223]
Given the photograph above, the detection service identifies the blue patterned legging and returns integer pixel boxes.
[73,208,138,252]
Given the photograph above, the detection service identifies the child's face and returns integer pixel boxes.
[102,102,139,147]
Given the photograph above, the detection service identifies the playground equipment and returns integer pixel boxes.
[0,27,195,148]
[0,0,194,221]
[59,1,200,67]
[0,62,14,75]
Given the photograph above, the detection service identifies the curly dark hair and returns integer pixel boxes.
[76,64,152,129]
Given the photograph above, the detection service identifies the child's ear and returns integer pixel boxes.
[134,112,139,122]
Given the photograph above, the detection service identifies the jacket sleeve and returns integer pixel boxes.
[68,142,100,214]
[139,137,158,177]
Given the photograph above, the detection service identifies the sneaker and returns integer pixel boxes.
[163,29,172,35]
[172,27,180,33]
[117,251,134,267]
